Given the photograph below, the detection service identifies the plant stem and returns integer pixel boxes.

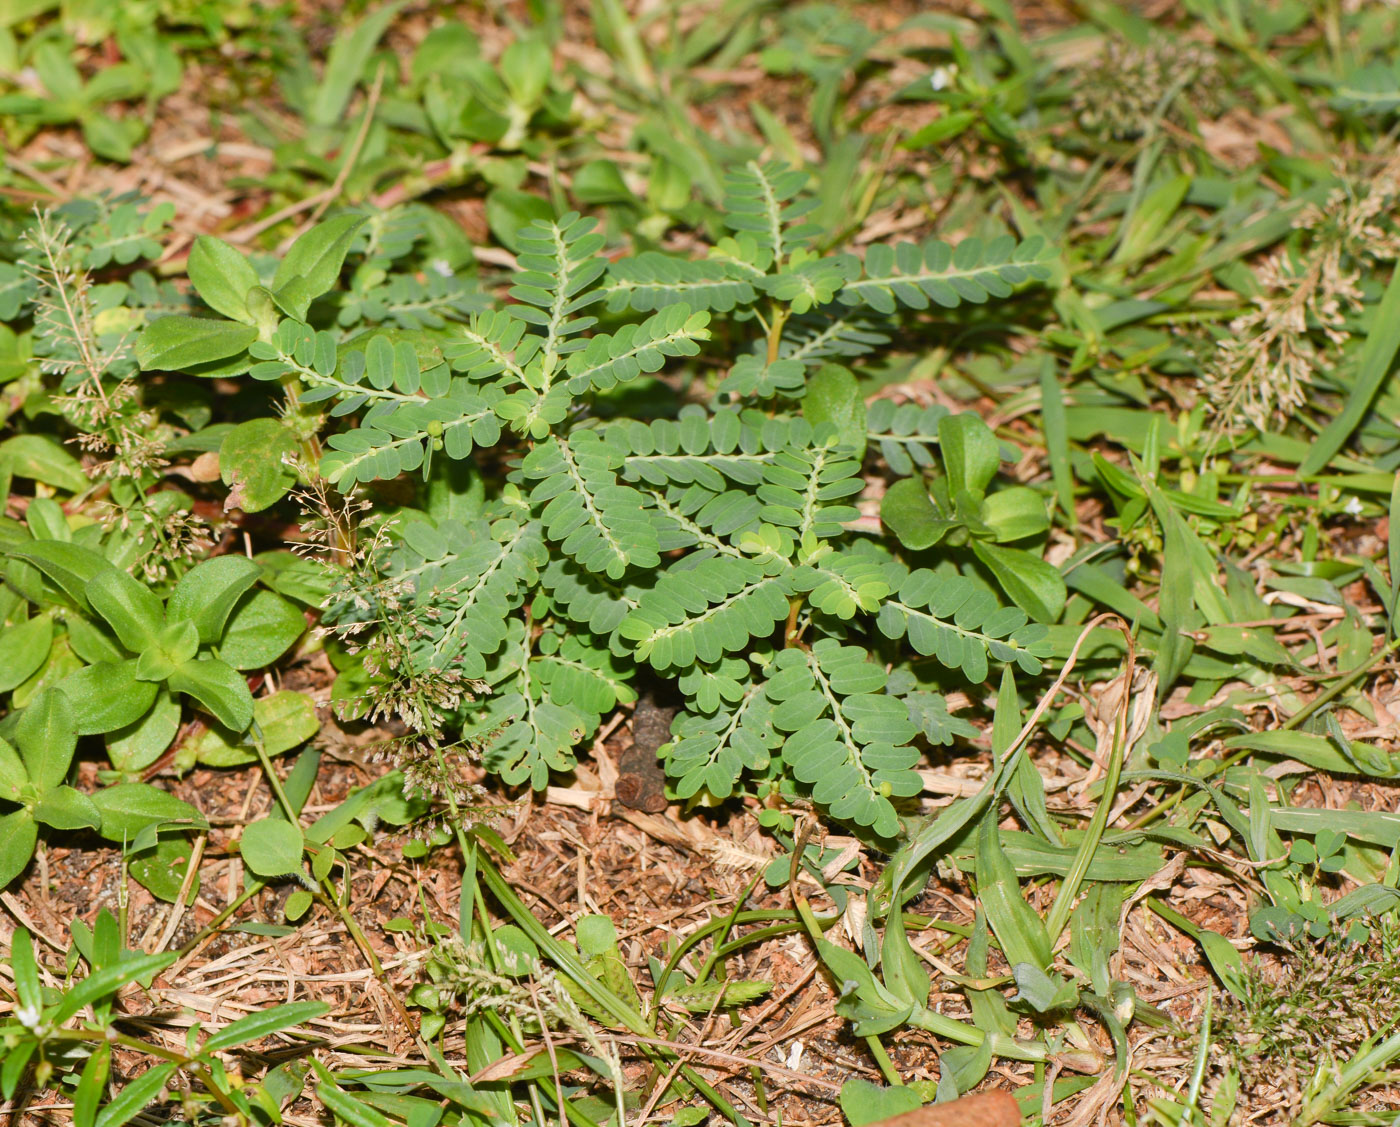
[766,305,789,365]
[47,1028,243,1120]
[1282,636,1400,731]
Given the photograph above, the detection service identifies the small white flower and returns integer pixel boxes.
[430,258,453,278]
[930,65,957,92]
[15,1003,43,1031]
[1343,495,1364,516]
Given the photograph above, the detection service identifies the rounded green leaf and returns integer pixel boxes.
[0,737,28,802]
[65,615,125,665]
[167,554,262,643]
[240,817,305,878]
[59,661,159,736]
[980,486,1050,543]
[91,782,200,843]
[219,419,299,513]
[0,808,37,889]
[129,835,200,905]
[938,412,1000,499]
[970,540,1067,624]
[0,613,54,693]
[0,434,88,492]
[166,657,254,732]
[271,215,367,318]
[804,363,867,458]
[87,567,166,652]
[880,478,953,552]
[5,540,111,613]
[187,235,259,324]
[218,589,306,670]
[192,690,320,768]
[34,784,101,831]
[135,315,257,372]
[107,688,181,772]
[17,685,78,792]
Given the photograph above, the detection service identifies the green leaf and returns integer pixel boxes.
[86,567,166,652]
[219,419,299,513]
[135,315,257,372]
[0,809,36,889]
[0,737,26,801]
[272,215,368,318]
[240,817,305,878]
[308,2,403,128]
[573,159,634,204]
[837,233,1052,313]
[203,1000,329,1053]
[33,784,101,831]
[980,487,1050,542]
[73,1042,110,1127]
[317,1083,395,1127]
[9,925,40,1016]
[1389,476,1400,625]
[1010,963,1078,1013]
[187,236,259,324]
[839,1079,922,1127]
[817,937,912,1036]
[59,661,159,735]
[107,689,181,772]
[5,540,111,612]
[1037,357,1075,525]
[938,412,999,498]
[485,188,554,253]
[65,615,125,665]
[129,834,200,905]
[48,951,177,1026]
[0,613,54,693]
[880,478,953,551]
[31,39,83,104]
[192,690,320,767]
[167,554,262,643]
[17,686,78,791]
[81,115,143,163]
[804,363,867,458]
[91,783,201,843]
[217,589,306,670]
[970,541,1066,623]
[93,1062,177,1127]
[167,657,255,731]
[974,811,1051,971]
[0,434,89,492]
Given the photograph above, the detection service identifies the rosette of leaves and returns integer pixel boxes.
[134,158,1056,843]
[880,412,1068,623]
[0,685,200,888]
[0,36,174,161]
[2,540,306,772]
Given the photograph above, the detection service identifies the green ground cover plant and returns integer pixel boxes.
[4,1,1400,1125]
